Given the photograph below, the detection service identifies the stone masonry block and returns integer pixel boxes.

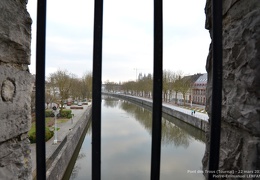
[0,133,32,180]
[0,0,32,64]
[0,65,33,142]
[203,0,260,175]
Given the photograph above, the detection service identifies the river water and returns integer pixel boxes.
[65,96,205,180]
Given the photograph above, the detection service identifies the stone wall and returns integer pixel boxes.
[0,0,33,179]
[105,93,209,132]
[203,0,260,178]
[46,107,92,180]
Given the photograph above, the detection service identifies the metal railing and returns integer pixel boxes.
[35,1,47,180]
[35,0,222,179]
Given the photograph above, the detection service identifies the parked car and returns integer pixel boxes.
[67,102,71,106]
[77,102,82,106]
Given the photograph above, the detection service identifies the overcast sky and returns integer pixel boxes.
[27,0,210,83]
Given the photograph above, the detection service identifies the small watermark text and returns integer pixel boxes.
[187,169,260,179]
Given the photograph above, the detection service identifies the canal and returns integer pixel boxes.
[64,96,205,180]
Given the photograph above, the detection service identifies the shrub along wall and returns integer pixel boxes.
[29,127,54,143]
[29,109,73,143]
[45,109,72,118]
[60,109,72,118]
[45,110,54,117]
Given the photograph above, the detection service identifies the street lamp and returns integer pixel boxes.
[52,106,59,144]
[190,89,193,107]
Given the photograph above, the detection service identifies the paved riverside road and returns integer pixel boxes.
[163,102,209,121]
[119,95,209,121]
[30,103,91,175]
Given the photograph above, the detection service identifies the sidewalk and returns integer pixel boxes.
[126,95,209,121]
[30,104,91,174]
[167,102,207,113]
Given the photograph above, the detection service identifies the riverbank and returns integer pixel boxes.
[104,93,208,131]
[30,104,92,179]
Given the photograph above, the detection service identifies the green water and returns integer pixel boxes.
[66,96,205,180]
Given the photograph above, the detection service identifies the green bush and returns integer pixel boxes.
[45,127,54,141]
[45,110,54,117]
[67,114,73,119]
[28,131,36,143]
[60,109,72,118]
[28,127,54,143]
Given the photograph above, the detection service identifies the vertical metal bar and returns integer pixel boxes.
[150,0,163,179]
[35,0,47,179]
[208,0,222,179]
[92,0,103,179]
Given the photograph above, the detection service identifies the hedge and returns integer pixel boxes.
[60,109,72,118]
[45,110,54,117]
[45,109,72,118]
[29,127,54,143]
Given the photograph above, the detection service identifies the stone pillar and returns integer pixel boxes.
[0,0,33,179]
[203,0,260,178]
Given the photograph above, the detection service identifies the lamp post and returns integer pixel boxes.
[52,106,59,144]
[190,89,193,107]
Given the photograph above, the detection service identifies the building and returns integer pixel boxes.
[192,73,207,105]
[170,73,203,105]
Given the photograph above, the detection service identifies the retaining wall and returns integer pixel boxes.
[105,93,208,132]
[45,106,92,180]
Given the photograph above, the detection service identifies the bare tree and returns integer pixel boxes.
[172,71,184,104]
[49,69,73,110]
[143,73,153,98]
[163,70,175,102]
[179,77,192,106]
[82,72,92,100]
[70,76,82,100]
[104,80,120,93]
[46,78,59,108]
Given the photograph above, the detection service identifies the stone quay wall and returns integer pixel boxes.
[105,93,208,132]
[46,107,92,180]
[203,0,260,177]
[0,1,33,179]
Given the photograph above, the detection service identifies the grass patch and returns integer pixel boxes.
[28,117,69,143]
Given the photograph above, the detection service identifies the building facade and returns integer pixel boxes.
[192,73,207,105]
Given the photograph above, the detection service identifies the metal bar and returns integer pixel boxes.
[35,0,47,179]
[150,0,163,179]
[92,0,103,179]
[208,0,222,179]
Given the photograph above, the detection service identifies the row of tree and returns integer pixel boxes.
[45,70,92,109]
[104,70,196,105]
[32,69,198,111]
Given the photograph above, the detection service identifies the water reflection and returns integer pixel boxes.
[67,96,205,180]
[163,113,206,144]
[112,96,205,148]
[69,124,92,180]
[69,153,86,180]
[103,96,120,108]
